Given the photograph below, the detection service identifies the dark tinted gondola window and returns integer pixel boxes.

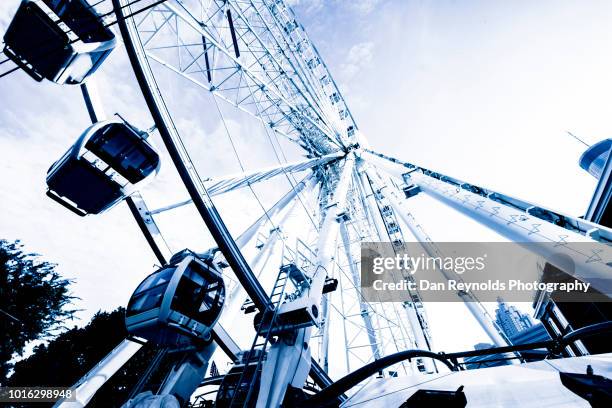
[171,264,223,326]
[126,285,165,316]
[3,1,72,81]
[126,267,175,316]
[85,123,159,183]
[45,0,114,42]
[134,267,174,293]
[172,272,205,318]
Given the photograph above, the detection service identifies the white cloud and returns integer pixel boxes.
[0,1,18,29]
[339,41,374,81]
[348,0,382,15]
[286,0,324,14]
[288,0,382,17]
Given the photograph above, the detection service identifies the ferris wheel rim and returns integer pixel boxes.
[110,0,414,394]
[111,0,339,391]
[112,0,277,306]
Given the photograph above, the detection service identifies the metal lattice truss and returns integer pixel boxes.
[329,173,419,374]
[133,0,358,156]
[148,151,343,214]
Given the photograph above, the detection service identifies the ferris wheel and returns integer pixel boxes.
[2,1,611,407]
[109,1,427,403]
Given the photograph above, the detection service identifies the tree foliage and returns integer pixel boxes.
[2,241,182,406]
[10,308,175,407]
[0,239,76,384]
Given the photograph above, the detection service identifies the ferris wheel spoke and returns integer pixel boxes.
[153,0,343,154]
[144,49,318,151]
[138,8,173,42]
[141,18,303,133]
[153,152,344,203]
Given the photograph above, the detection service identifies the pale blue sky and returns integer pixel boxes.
[0,0,607,358]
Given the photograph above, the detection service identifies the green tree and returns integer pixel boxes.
[0,239,76,384]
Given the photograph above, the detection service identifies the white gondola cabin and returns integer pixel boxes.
[125,250,225,346]
[46,117,160,216]
[3,0,116,84]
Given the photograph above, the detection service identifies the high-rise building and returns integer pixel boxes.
[464,301,539,369]
[495,298,533,339]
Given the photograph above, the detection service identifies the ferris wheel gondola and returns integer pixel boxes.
[125,249,226,346]
[46,116,161,216]
[3,0,116,84]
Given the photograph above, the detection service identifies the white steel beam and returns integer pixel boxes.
[367,166,513,350]
[52,338,143,408]
[364,150,612,297]
[235,174,316,248]
[339,221,382,361]
[355,164,388,241]
[224,183,315,324]
[256,154,355,407]
[148,153,341,215]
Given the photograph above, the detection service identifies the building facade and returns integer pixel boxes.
[495,298,533,339]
